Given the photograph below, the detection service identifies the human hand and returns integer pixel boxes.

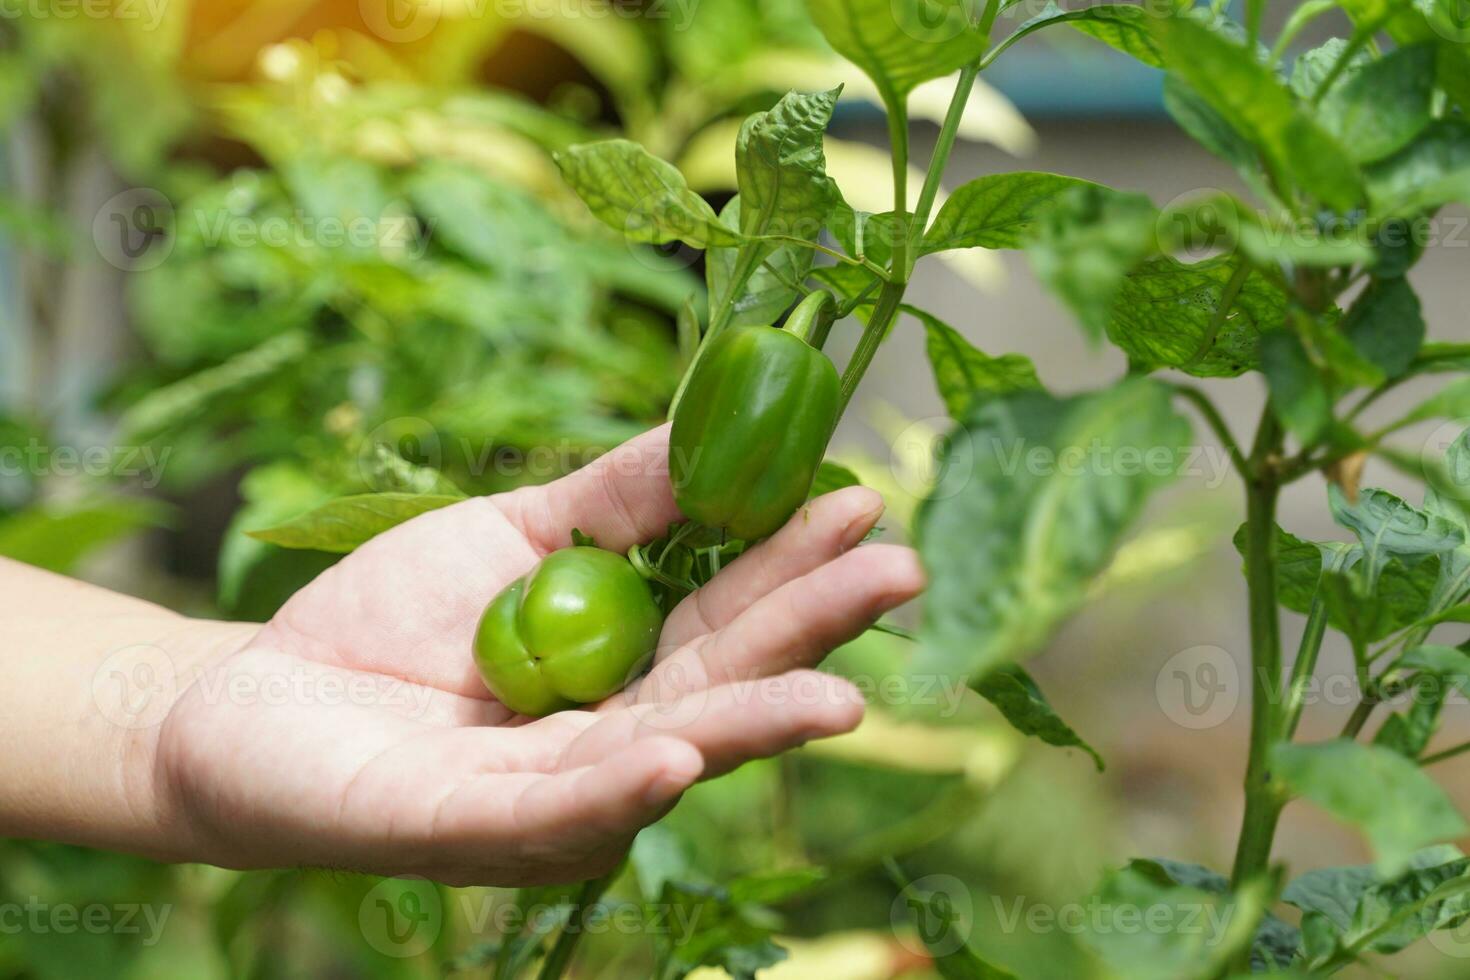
[155,425,924,884]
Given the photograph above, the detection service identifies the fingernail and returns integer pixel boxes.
[842,499,885,548]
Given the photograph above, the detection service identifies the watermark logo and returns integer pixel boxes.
[94,188,173,271]
[360,0,442,43]
[359,876,442,958]
[891,874,973,958]
[92,644,179,730]
[1156,645,1239,730]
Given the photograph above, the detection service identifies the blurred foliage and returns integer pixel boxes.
[0,4,1111,979]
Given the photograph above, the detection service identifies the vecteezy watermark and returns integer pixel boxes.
[93,188,174,272]
[360,876,442,958]
[1154,644,1470,732]
[457,893,705,944]
[0,898,172,945]
[903,425,1240,503]
[1156,645,1241,731]
[990,893,1238,944]
[1159,188,1470,261]
[92,644,180,730]
[91,648,437,729]
[0,439,171,488]
[890,874,974,958]
[0,0,170,29]
[358,0,698,45]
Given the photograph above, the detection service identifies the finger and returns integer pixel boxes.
[493,424,682,554]
[433,737,703,856]
[564,670,864,776]
[647,544,924,694]
[660,486,886,648]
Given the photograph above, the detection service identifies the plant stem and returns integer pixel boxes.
[536,873,617,980]
[1421,741,1470,767]
[885,99,910,276]
[836,281,905,417]
[908,62,981,277]
[1280,595,1329,740]
[1229,411,1286,895]
[1172,385,1248,474]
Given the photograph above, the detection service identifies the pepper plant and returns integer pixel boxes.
[545,0,1470,974]
[249,0,1470,974]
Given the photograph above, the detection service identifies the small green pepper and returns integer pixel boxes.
[670,294,839,541]
[473,547,663,716]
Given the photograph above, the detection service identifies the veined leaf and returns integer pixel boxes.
[805,0,986,104]
[989,2,1164,67]
[1283,847,1470,963]
[1130,860,1301,971]
[922,172,1101,253]
[1329,486,1464,591]
[555,140,738,249]
[1080,865,1271,980]
[971,666,1103,770]
[1027,184,1159,339]
[913,307,1041,420]
[1152,16,1364,211]
[916,380,1190,683]
[1272,739,1467,876]
[1319,43,1437,164]
[735,87,842,245]
[1262,330,1332,444]
[1108,256,1286,379]
[1367,120,1470,218]
[248,493,463,553]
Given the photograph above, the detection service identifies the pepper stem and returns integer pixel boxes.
[782,290,834,348]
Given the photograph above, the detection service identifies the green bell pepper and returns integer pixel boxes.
[473,546,663,716]
[670,294,839,541]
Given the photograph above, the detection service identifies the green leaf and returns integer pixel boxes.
[810,460,862,498]
[247,493,463,553]
[1291,38,1367,99]
[888,864,1019,979]
[1393,376,1470,428]
[0,498,169,575]
[1341,276,1426,379]
[1160,192,1376,268]
[1272,739,1468,875]
[1262,330,1332,444]
[1367,120,1470,217]
[805,0,986,103]
[922,172,1100,253]
[1319,43,1437,164]
[829,205,912,269]
[555,140,739,249]
[988,2,1164,68]
[971,666,1104,770]
[1107,256,1286,378]
[1080,865,1270,980]
[1153,15,1364,211]
[916,380,1190,683]
[357,443,466,497]
[120,331,309,442]
[706,197,812,327]
[1128,860,1301,971]
[1027,184,1159,338]
[1162,78,1273,202]
[1330,485,1465,591]
[735,88,842,246]
[915,307,1041,420]
[1283,848,1470,963]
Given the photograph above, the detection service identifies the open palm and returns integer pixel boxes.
[156,425,923,885]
